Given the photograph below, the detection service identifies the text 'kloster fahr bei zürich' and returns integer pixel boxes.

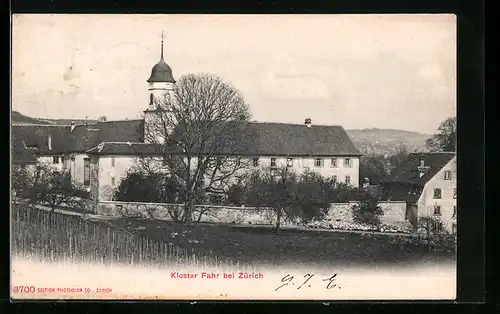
[170,272,264,279]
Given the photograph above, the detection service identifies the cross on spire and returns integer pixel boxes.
[160,31,164,60]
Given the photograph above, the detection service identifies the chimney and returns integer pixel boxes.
[48,134,52,150]
[304,118,312,127]
[417,156,429,178]
[70,121,76,132]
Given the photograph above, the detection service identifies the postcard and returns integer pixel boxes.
[11,14,457,300]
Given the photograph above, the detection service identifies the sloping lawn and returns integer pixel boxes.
[105,218,455,268]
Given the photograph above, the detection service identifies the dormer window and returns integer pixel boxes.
[419,157,425,167]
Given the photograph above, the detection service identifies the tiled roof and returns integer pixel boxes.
[11,133,37,164]
[95,120,144,143]
[384,152,455,185]
[11,120,144,154]
[11,125,71,154]
[12,119,360,157]
[86,142,181,156]
[379,152,455,202]
[171,122,362,157]
[246,122,362,156]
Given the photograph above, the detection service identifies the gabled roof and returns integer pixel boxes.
[12,119,360,157]
[170,122,362,157]
[11,133,38,164]
[380,152,456,202]
[384,152,455,185]
[86,142,181,156]
[11,125,71,154]
[12,120,144,155]
[243,122,361,156]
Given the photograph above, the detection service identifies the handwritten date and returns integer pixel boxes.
[275,273,339,291]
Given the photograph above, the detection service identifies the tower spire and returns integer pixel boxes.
[160,31,164,60]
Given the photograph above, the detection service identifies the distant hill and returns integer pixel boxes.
[11,111,99,125]
[11,111,432,155]
[345,128,431,155]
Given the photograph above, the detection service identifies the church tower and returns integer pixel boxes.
[144,33,176,144]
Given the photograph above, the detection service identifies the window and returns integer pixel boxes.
[52,156,60,164]
[332,175,337,184]
[433,221,443,232]
[433,188,442,199]
[344,158,351,168]
[433,205,441,216]
[252,158,259,167]
[452,223,457,234]
[83,158,90,186]
[302,158,308,168]
[235,158,241,167]
[111,157,116,167]
[111,177,116,186]
[61,156,65,164]
[444,171,452,180]
[270,158,277,168]
[286,158,293,167]
[345,176,351,185]
[331,158,337,167]
[453,205,457,218]
[453,188,457,199]
[315,158,323,167]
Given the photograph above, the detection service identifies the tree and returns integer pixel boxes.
[245,168,298,234]
[18,164,90,212]
[114,172,182,204]
[425,117,456,152]
[387,143,409,174]
[245,168,331,234]
[416,215,449,252]
[351,189,384,228]
[359,154,389,185]
[142,73,252,224]
[293,171,331,223]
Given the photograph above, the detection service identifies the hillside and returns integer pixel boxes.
[345,128,431,155]
[11,111,99,125]
[11,111,431,155]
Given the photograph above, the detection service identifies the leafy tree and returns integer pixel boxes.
[17,164,90,212]
[387,143,409,174]
[245,168,331,234]
[293,171,331,223]
[226,181,247,206]
[245,168,299,234]
[425,117,456,152]
[351,189,384,228]
[359,154,389,185]
[141,73,251,224]
[416,215,450,252]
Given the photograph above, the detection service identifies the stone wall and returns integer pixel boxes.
[96,200,413,233]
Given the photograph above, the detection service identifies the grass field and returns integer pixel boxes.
[105,218,456,268]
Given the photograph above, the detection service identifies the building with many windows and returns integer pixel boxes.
[11,38,362,206]
[379,152,457,233]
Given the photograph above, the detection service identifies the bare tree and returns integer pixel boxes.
[142,73,252,224]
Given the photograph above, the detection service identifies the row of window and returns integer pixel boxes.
[433,205,457,218]
[433,188,457,199]
[260,157,353,168]
[432,222,457,235]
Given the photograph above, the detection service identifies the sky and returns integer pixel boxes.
[12,14,456,134]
